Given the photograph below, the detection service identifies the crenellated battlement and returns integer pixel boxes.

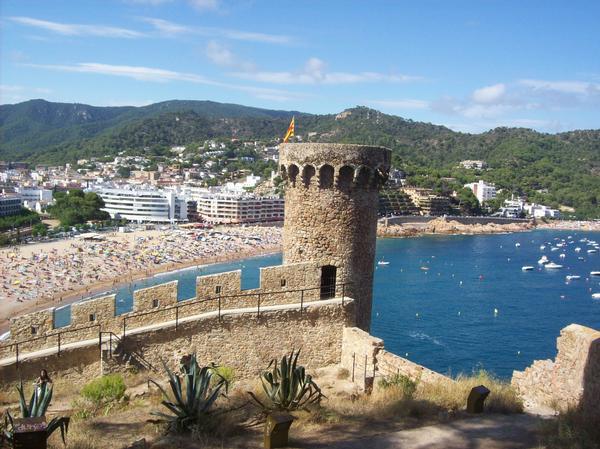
[1,261,339,357]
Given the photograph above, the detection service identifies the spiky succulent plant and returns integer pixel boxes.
[150,354,228,433]
[249,349,324,412]
[1,381,70,445]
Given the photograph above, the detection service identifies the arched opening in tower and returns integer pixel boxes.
[302,165,316,187]
[319,164,334,188]
[288,164,299,186]
[337,165,354,189]
[320,265,337,299]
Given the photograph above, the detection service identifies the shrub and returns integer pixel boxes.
[378,373,418,399]
[213,366,235,388]
[80,374,126,406]
[538,407,600,449]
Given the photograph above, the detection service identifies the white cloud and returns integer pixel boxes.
[9,16,145,38]
[205,41,255,71]
[472,83,506,104]
[24,62,306,100]
[188,0,219,11]
[0,84,52,104]
[140,17,292,44]
[230,57,420,85]
[519,79,600,95]
[369,99,429,110]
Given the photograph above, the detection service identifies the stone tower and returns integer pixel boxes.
[279,143,391,331]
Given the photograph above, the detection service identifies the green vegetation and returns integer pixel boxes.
[80,374,127,406]
[150,355,229,433]
[46,189,110,226]
[539,407,600,449]
[1,381,70,445]
[0,207,40,232]
[378,373,418,399]
[249,349,324,412]
[2,101,599,217]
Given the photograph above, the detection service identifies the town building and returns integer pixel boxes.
[464,180,497,203]
[0,194,22,217]
[196,193,284,224]
[459,160,487,170]
[94,187,187,223]
[403,187,450,216]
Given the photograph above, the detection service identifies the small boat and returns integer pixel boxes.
[538,256,549,265]
[588,249,598,254]
[551,247,559,252]
[545,262,563,269]
[566,275,581,281]
[575,247,581,252]
[420,266,429,271]
[522,266,534,271]
[515,243,521,247]
[592,293,600,299]
[539,245,546,250]
[377,259,390,266]
[559,253,566,259]
[578,257,585,261]
[591,271,600,276]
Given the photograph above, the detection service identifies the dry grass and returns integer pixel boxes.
[538,408,600,449]
[417,370,523,414]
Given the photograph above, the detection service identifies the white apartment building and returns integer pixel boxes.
[197,193,284,224]
[14,187,54,212]
[464,180,497,203]
[95,188,187,223]
[524,203,561,219]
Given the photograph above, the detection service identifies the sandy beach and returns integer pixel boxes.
[0,226,282,329]
[536,220,600,232]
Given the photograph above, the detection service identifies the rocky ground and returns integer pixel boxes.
[378,217,535,238]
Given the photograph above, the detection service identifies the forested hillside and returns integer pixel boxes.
[1,100,598,218]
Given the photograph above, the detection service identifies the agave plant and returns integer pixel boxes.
[150,354,228,432]
[249,349,324,412]
[1,381,70,445]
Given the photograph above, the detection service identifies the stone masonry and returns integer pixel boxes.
[511,324,600,419]
[279,143,391,330]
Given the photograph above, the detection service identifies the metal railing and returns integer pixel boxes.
[2,282,353,367]
[121,282,351,337]
[2,323,101,368]
[100,331,157,372]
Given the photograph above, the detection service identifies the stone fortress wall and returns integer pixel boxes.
[0,261,329,359]
[512,324,600,419]
[279,143,391,331]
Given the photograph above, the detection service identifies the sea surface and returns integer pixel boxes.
[54,229,600,378]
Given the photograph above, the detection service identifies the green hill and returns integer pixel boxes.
[0,100,598,218]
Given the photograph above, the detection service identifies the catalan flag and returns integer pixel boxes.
[283,116,295,143]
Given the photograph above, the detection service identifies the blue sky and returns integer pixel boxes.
[1,0,599,133]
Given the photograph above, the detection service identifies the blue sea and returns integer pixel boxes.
[55,230,600,378]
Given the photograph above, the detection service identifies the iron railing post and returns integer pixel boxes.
[123,318,126,337]
[218,296,221,320]
[257,293,261,319]
[109,333,112,358]
[175,307,179,330]
[57,333,61,356]
[15,344,19,369]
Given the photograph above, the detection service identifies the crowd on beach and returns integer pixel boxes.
[0,226,282,321]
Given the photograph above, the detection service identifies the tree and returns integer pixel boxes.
[47,190,110,226]
[456,188,481,216]
[117,166,131,178]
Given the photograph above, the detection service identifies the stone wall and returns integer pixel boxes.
[280,143,391,331]
[134,281,178,312]
[341,327,453,391]
[9,307,55,342]
[72,294,116,327]
[1,300,354,389]
[512,324,600,419]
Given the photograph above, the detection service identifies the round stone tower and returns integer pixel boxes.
[279,143,391,331]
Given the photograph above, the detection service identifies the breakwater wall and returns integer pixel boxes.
[381,216,530,226]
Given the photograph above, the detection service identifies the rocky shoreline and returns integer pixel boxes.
[378,217,536,238]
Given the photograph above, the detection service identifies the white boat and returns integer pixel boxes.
[575,247,581,252]
[515,243,521,247]
[551,247,559,252]
[545,262,563,269]
[566,275,581,281]
[538,256,549,265]
[522,266,534,271]
[592,293,600,299]
[539,245,546,250]
[591,271,600,276]
[588,249,598,254]
[559,253,566,259]
[377,259,390,266]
